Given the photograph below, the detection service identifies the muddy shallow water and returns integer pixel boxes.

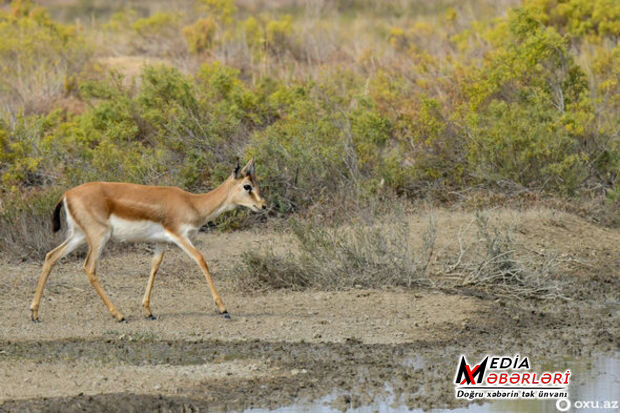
[243,352,619,412]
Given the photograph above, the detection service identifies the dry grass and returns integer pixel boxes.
[443,211,565,300]
[236,210,436,291]
[238,207,569,300]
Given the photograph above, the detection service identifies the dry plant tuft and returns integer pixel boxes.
[445,211,566,300]
[237,210,436,291]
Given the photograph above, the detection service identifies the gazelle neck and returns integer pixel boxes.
[193,176,236,224]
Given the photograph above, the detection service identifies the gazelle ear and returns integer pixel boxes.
[233,159,241,179]
[240,158,255,177]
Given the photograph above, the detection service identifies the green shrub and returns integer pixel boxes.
[183,17,216,54]
[248,96,348,212]
[244,14,295,57]
[74,63,264,189]
[102,9,137,32]
[461,4,599,192]
[130,11,185,57]
[0,111,63,190]
[549,0,620,38]
[245,68,427,212]
[196,0,237,25]
[131,11,181,36]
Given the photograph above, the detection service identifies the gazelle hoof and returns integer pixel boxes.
[119,317,127,324]
[221,311,231,320]
[30,310,40,323]
[146,314,157,320]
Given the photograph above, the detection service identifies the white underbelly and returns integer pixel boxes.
[109,215,171,242]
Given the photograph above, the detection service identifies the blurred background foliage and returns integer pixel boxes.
[0,0,618,255]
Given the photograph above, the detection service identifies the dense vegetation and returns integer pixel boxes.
[0,0,618,257]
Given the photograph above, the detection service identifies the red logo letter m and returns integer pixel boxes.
[455,356,488,385]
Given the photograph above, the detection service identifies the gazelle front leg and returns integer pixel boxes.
[170,233,229,318]
[142,245,164,319]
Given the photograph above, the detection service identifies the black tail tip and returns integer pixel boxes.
[52,200,63,232]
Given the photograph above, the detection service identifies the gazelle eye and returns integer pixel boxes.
[243,184,252,191]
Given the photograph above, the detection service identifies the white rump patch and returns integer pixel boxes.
[109,215,172,243]
[64,201,82,237]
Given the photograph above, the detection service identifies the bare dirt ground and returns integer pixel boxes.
[0,208,618,412]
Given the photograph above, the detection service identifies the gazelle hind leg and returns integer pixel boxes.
[142,244,164,319]
[30,233,85,321]
[169,233,229,318]
[83,229,125,322]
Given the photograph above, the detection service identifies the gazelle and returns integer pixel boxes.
[30,159,266,322]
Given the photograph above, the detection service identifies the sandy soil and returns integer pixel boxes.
[0,207,617,411]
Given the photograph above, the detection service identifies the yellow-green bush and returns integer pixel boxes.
[126,11,186,57]
[102,9,137,32]
[457,1,616,193]
[132,11,181,36]
[2,62,268,196]
[75,63,264,189]
[183,17,216,54]
[196,0,237,25]
[549,0,620,38]
[244,14,295,57]
[246,73,399,212]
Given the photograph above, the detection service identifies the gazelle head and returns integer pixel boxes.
[230,158,267,212]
